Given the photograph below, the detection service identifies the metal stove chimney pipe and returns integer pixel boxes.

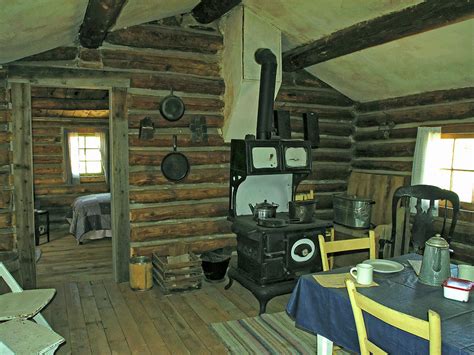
[255,48,277,140]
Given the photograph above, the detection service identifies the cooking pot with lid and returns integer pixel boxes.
[289,200,316,223]
[249,200,279,220]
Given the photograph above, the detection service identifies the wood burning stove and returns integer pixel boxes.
[224,48,331,313]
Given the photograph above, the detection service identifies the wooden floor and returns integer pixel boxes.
[36,230,113,285]
[35,230,291,354]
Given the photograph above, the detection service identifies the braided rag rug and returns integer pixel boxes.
[210,311,316,354]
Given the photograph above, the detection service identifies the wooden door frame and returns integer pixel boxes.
[9,74,131,284]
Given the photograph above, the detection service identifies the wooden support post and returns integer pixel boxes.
[110,87,130,282]
[11,83,36,289]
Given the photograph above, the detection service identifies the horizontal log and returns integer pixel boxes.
[276,88,353,107]
[318,137,352,149]
[33,165,63,175]
[35,195,85,207]
[309,164,351,180]
[129,168,229,186]
[192,0,241,24]
[34,183,108,195]
[129,150,229,166]
[31,98,108,110]
[105,25,223,54]
[128,94,223,112]
[0,132,11,144]
[129,134,224,148]
[357,87,474,112]
[281,71,331,89]
[130,186,228,204]
[130,73,224,96]
[275,103,354,121]
[354,142,416,157]
[19,47,79,62]
[33,145,62,155]
[132,236,236,258]
[33,136,62,144]
[33,156,63,164]
[0,213,12,228]
[0,233,14,251]
[356,101,474,127]
[297,182,348,193]
[34,176,66,185]
[312,149,352,162]
[32,127,62,136]
[0,111,10,123]
[131,218,231,242]
[131,202,228,223]
[101,49,220,77]
[32,109,110,119]
[31,87,108,100]
[451,241,474,264]
[351,160,412,172]
[292,120,353,137]
[128,113,223,129]
[0,191,11,209]
[354,127,418,141]
[0,152,10,166]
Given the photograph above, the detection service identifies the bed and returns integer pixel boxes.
[68,193,112,243]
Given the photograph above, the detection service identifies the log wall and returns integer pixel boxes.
[31,87,110,229]
[353,88,474,262]
[0,69,14,252]
[5,23,354,257]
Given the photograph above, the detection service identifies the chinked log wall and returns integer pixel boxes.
[6,23,354,257]
[31,87,110,229]
[0,69,14,252]
[353,88,474,262]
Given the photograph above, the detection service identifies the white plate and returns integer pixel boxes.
[362,259,404,273]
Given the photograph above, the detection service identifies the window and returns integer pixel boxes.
[66,131,108,183]
[437,138,474,204]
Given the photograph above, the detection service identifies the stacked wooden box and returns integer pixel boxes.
[152,252,203,294]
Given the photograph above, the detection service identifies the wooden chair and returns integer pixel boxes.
[318,229,376,271]
[380,184,460,258]
[345,278,441,354]
[0,262,65,353]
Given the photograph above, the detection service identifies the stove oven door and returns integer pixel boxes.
[286,231,321,274]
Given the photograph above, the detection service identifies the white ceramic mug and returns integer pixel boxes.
[458,265,474,282]
[350,264,374,285]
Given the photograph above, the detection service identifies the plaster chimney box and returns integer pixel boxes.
[220,5,282,142]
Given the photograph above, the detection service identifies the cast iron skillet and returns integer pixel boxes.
[160,90,185,121]
[161,135,189,182]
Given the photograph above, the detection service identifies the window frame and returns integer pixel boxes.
[76,133,103,176]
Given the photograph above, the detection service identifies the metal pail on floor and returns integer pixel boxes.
[129,256,153,291]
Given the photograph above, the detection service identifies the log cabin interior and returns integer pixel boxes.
[0,0,473,354]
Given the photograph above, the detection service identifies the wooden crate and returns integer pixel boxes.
[152,252,203,294]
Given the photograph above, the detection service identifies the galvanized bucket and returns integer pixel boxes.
[333,194,375,229]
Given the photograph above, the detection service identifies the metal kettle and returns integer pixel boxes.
[419,235,451,286]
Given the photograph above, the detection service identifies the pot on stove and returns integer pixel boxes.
[289,200,316,223]
[249,200,279,220]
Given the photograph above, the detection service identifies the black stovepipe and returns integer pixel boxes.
[255,48,277,140]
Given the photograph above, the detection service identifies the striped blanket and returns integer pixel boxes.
[210,312,315,354]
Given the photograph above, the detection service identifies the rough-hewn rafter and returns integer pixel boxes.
[79,0,128,49]
[283,0,474,72]
[192,0,241,24]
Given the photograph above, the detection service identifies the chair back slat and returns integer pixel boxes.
[346,279,442,355]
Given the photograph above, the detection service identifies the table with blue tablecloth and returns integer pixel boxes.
[286,254,474,354]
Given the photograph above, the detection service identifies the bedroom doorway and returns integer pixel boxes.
[10,79,130,288]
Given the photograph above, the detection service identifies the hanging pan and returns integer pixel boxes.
[160,89,185,121]
[161,135,190,182]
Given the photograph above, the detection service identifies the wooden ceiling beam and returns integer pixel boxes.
[192,0,241,24]
[79,0,128,49]
[283,0,474,72]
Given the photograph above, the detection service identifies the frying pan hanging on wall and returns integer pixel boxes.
[160,90,185,121]
[161,135,190,182]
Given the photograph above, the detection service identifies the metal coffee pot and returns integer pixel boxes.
[419,235,451,286]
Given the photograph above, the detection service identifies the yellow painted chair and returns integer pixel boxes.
[345,278,441,355]
[318,228,376,271]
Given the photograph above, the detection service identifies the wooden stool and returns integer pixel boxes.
[34,209,50,246]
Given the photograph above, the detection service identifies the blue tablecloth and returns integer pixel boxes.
[286,254,474,354]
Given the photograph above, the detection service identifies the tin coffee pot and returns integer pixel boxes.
[248,200,278,220]
[419,235,451,286]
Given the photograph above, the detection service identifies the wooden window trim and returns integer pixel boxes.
[441,124,474,139]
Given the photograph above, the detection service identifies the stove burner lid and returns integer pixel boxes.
[257,218,288,228]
